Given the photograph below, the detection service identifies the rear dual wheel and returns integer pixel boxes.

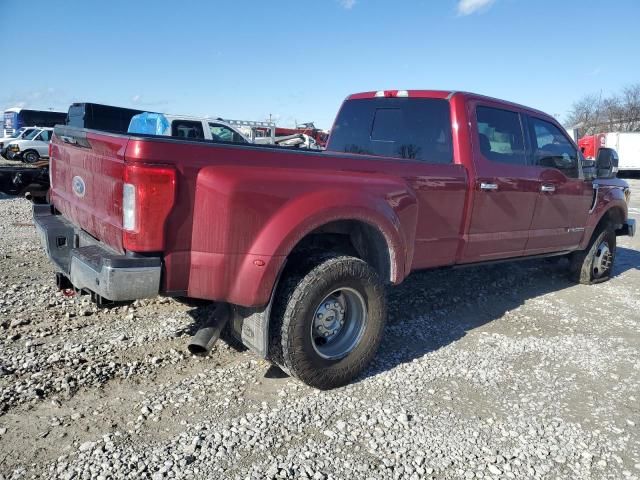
[269,255,386,390]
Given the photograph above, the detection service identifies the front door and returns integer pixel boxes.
[525,116,593,253]
[36,130,52,156]
[462,103,540,262]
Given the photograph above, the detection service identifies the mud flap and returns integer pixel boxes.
[228,260,286,359]
[230,306,270,358]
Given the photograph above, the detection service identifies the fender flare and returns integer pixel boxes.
[244,187,414,284]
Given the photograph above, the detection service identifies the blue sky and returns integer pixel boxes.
[1,0,639,129]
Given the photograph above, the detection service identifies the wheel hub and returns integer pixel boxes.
[310,288,367,360]
[313,297,345,341]
[593,240,613,277]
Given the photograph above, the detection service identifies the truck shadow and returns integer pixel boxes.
[359,246,640,383]
[179,247,639,385]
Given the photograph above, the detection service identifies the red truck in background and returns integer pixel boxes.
[275,123,329,147]
[579,132,640,172]
[34,90,634,389]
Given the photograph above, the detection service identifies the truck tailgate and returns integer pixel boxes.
[50,127,128,253]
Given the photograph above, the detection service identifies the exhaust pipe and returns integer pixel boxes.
[187,303,230,355]
[55,272,73,290]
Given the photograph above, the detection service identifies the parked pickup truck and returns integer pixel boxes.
[34,90,635,389]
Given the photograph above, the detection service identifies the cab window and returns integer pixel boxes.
[208,123,246,143]
[171,120,204,140]
[476,106,526,166]
[326,98,453,164]
[37,130,51,142]
[24,130,40,140]
[528,117,579,178]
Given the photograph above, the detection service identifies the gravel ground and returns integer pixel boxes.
[0,179,639,480]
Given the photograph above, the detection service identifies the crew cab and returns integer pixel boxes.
[5,127,53,163]
[34,90,635,389]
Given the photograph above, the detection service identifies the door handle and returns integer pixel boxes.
[480,182,498,191]
[541,184,556,193]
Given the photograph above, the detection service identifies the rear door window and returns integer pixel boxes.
[327,98,453,164]
[171,120,205,140]
[476,106,526,165]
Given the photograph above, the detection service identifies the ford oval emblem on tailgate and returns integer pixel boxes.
[72,176,86,198]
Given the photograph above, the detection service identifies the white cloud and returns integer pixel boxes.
[2,87,62,110]
[457,0,496,15]
[130,95,169,108]
[338,0,357,9]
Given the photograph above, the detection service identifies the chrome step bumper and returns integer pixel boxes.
[33,204,161,302]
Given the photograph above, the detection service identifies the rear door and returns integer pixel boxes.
[462,102,540,262]
[525,116,593,253]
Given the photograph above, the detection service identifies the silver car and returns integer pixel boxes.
[4,127,53,163]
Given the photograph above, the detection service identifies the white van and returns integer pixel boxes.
[4,127,53,163]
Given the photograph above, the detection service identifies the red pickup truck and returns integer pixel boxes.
[34,90,635,389]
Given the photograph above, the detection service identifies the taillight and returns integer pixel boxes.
[48,143,53,188]
[122,164,176,252]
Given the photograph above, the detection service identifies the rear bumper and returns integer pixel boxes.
[617,219,636,237]
[33,204,161,302]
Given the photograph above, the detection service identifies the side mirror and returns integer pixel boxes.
[596,147,618,179]
[582,159,597,181]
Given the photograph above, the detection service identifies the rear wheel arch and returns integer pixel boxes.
[227,220,396,361]
[284,219,395,283]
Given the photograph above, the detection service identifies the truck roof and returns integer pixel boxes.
[347,90,552,119]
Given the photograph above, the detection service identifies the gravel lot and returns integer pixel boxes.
[0,177,639,480]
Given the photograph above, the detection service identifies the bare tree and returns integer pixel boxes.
[566,83,640,135]
[620,84,640,131]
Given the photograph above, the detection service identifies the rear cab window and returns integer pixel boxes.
[326,98,453,164]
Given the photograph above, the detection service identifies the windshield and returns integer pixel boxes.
[12,128,35,138]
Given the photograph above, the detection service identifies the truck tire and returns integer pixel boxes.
[269,255,386,389]
[569,223,616,284]
[23,150,40,164]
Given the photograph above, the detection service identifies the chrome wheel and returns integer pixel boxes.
[311,288,367,360]
[592,240,613,278]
